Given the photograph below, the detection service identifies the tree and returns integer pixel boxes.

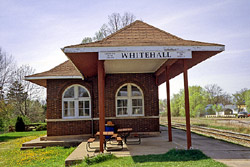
[245,90,250,112]
[7,81,28,116]
[82,37,93,44]
[233,88,248,112]
[0,47,14,99]
[204,84,231,105]
[171,91,184,117]
[82,12,136,43]
[159,99,167,113]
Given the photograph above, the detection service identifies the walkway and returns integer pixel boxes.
[164,127,250,167]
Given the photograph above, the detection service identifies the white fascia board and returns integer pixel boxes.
[63,45,225,53]
[25,76,84,80]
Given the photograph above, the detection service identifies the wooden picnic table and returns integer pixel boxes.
[117,128,133,143]
[95,131,115,150]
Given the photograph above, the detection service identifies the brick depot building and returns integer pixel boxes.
[26,20,224,151]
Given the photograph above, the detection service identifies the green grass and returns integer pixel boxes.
[0,130,226,167]
[77,149,225,167]
[0,131,75,167]
[0,131,46,142]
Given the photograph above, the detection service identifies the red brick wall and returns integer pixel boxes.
[46,73,159,136]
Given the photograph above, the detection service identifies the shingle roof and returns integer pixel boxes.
[25,60,82,87]
[63,20,223,49]
[27,60,81,78]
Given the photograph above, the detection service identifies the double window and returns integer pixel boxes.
[116,83,144,116]
[62,85,91,118]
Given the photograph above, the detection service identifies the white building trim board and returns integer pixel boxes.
[63,45,225,53]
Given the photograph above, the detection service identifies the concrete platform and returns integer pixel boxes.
[167,127,250,167]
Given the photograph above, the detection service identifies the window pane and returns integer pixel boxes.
[132,86,142,96]
[132,107,142,115]
[117,85,128,96]
[123,108,128,115]
[79,101,83,108]
[70,108,75,116]
[85,101,89,108]
[79,86,89,97]
[64,102,68,117]
[79,108,83,116]
[117,108,123,115]
[85,109,90,116]
[132,99,142,107]
[64,87,74,98]
[117,99,127,107]
[69,101,74,108]
[64,109,68,117]
[64,101,68,109]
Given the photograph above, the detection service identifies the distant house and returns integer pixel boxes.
[205,104,238,116]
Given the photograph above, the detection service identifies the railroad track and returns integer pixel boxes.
[170,123,250,147]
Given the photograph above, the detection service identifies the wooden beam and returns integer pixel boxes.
[183,60,192,149]
[165,66,172,142]
[155,59,178,77]
[98,60,105,153]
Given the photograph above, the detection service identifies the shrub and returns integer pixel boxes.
[36,124,47,131]
[84,153,116,165]
[15,116,25,132]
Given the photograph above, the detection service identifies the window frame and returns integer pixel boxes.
[116,83,144,117]
[62,84,91,119]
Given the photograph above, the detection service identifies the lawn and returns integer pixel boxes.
[0,131,75,167]
[0,131,226,167]
[78,149,226,167]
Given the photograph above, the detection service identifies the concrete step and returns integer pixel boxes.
[65,142,87,166]
[21,146,44,150]
[22,138,82,147]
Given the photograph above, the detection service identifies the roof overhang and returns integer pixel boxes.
[63,45,224,84]
[63,45,225,53]
[25,76,83,87]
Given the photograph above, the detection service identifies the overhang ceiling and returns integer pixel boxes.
[104,59,167,74]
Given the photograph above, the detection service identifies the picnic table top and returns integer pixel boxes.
[117,128,133,132]
[96,131,114,136]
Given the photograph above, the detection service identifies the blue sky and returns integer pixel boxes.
[0,0,250,99]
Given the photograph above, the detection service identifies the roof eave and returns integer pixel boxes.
[25,76,83,80]
[63,45,225,53]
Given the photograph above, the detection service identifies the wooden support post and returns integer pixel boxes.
[165,66,172,142]
[183,60,192,149]
[98,60,105,153]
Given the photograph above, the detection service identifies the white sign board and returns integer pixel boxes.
[99,51,192,60]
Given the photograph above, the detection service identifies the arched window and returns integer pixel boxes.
[116,83,144,117]
[62,85,91,118]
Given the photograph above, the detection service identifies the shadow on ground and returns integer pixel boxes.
[132,149,209,163]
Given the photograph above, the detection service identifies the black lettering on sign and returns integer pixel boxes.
[121,53,128,58]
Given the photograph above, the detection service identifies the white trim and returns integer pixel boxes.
[62,84,91,119]
[63,45,225,53]
[116,83,144,117]
[25,76,83,80]
[46,116,159,122]
[99,50,192,60]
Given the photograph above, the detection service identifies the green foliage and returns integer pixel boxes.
[170,86,207,117]
[233,88,248,112]
[15,116,25,132]
[84,153,116,165]
[246,90,250,112]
